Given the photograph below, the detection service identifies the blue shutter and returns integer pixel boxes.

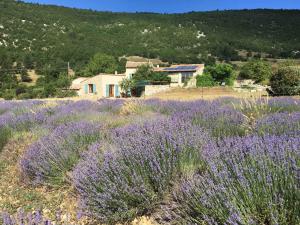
[84,84,88,94]
[93,84,96,93]
[115,85,120,97]
[105,84,109,97]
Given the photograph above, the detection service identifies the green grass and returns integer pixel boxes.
[0,127,11,153]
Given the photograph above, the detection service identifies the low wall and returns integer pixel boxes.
[144,85,171,96]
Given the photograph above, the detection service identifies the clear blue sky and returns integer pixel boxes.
[23,0,300,13]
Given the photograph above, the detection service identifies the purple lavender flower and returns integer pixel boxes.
[255,111,300,135]
[72,118,209,224]
[174,134,300,224]
[20,121,102,186]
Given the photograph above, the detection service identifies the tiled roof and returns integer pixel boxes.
[126,61,153,68]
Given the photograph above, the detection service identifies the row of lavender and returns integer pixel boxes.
[1,97,299,224]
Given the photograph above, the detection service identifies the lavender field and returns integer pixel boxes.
[0,98,299,225]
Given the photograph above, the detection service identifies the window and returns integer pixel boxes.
[181,72,193,83]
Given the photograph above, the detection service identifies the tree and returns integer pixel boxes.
[132,65,153,82]
[240,60,272,83]
[270,66,300,96]
[196,73,215,87]
[133,65,170,84]
[119,78,135,97]
[84,53,118,76]
[204,63,235,85]
[23,54,35,69]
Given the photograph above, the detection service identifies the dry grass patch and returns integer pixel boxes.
[148,87,265,101]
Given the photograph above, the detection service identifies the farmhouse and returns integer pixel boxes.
[70,61,205,97]
[155,64,204,87]
[70,73,124,98]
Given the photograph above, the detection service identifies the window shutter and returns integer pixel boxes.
[93,84,97,93]
[106,84,109,97]
[84,84,88,94]
[115,85,120,97]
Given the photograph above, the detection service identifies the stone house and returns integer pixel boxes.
[70,73,124,98]
[70,61,205,98]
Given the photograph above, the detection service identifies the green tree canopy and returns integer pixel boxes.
[133,65,171,84]
[84,53,118,76]
[204,63,235,85]
[240,60,272,83]
[196,73,215,87]
[270,66,300,96]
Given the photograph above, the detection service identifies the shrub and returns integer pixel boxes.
[204,63,235,85]
[267,97,300,112]
[119,77,135,97]
[240,60,272,83]
[270,66,300,96]
[72,118,208,224]
[1,210,53,225]
[178,101,246,137]
[255,112,300,135]
[20,122,102,186]
[0,101,48,131]
[98,99,124,113]
[46,100,104,127]
[196,73,215,87]
[174,135,300,225]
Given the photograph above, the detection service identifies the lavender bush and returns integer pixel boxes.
[174,135,300,225]
[255,112,300,135]
[1,97,300,224]
[1,210,53,225]
[98,98,124,113]
[45,100,102,127]
[20,122,102,186]
[178,102,246,138]
[0,102,50,131]
[236,97,300,121]
[72,118,209,224]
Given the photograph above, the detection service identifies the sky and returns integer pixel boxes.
[23,0,300,13]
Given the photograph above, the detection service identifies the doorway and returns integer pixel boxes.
[88,84,94,93]
[109,84,114,97]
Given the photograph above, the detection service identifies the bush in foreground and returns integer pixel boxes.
[174,135,300,225]
[1,210,53,225]
[20,122,102,186]
[73,118,209,224]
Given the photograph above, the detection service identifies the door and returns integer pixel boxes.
[109,85,114,97]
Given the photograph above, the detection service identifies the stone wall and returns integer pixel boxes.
[144,85,171,96]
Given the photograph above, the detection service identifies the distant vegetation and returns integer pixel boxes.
[270,66,300,96]
[197,63,236,87]
[0,0,300,98]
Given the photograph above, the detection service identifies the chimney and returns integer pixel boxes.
[115,71,118,75]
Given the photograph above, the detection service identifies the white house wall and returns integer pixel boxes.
[78,74,125,98]
[125,68,137,78]
[100,75,125,97]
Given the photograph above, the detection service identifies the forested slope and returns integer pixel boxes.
[1,0,300,70]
